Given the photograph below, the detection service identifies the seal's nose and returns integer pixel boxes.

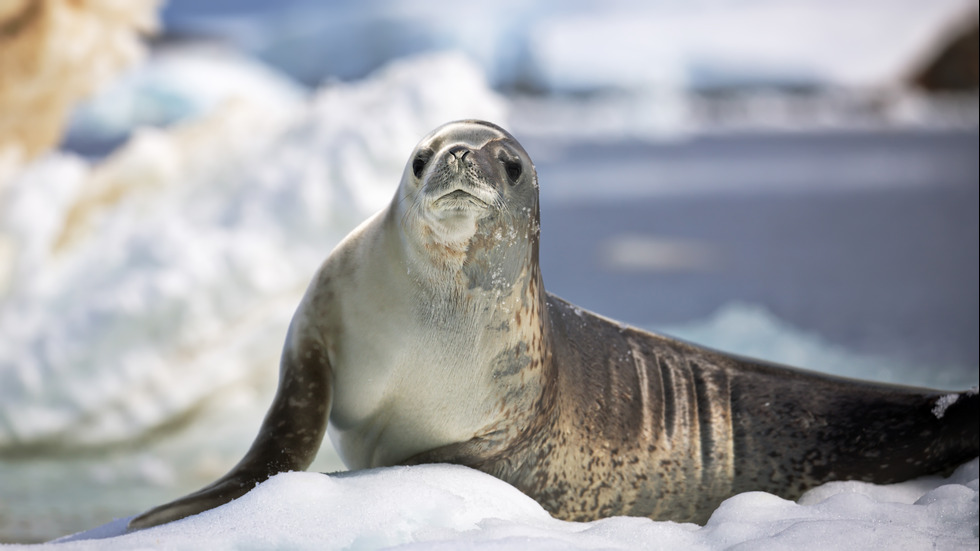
[447,145,470,161]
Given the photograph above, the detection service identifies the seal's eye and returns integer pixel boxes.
[503,159,522,183]
[412,150,432,179]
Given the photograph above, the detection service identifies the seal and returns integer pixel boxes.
[129,120,979,530]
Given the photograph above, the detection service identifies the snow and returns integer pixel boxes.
[31,459,980,550]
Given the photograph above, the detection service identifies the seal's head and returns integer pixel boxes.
[394,120,540,292]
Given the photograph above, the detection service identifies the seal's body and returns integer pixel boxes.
[130,120,978,530]
[413,296,977,522]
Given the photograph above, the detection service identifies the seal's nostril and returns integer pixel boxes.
[447,145,470,160]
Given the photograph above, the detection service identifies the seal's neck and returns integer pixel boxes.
[395,200,541,315]
[391,204,554,420]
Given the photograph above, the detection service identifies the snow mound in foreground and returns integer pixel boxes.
[51,459,979,550]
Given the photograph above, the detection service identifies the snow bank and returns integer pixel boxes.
[0,50,506,452]
[41,459,979,550]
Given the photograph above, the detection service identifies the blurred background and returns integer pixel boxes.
[1,0,977,543]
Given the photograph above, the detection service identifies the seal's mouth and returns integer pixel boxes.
[433,188,489,210]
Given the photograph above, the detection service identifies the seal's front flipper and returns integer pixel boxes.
[128,473,258,530]
[128,331,332,531]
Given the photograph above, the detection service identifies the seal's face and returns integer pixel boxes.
[401,120,536,231]
[395,120,540,290]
